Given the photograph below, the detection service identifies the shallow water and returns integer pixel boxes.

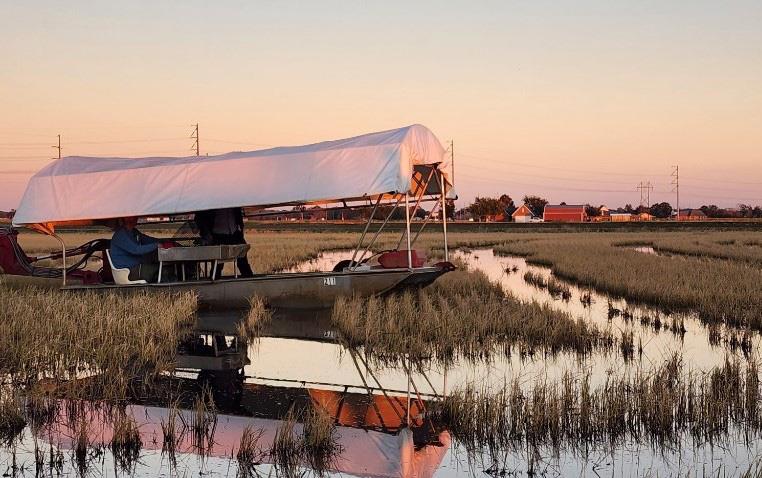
[3,247,761,477]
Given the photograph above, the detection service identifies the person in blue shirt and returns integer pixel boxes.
[110,217,160,282]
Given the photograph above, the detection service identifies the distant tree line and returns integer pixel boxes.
[461,196,762,222]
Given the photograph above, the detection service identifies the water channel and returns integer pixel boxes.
[2,248,760,477]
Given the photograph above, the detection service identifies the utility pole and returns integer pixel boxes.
[190,124,200,156]
[449,140,455,186]
[671,165,680,221]
[636,181,654,209]
[51,134,61,160]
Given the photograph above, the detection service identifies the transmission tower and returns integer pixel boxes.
[636,181,654,208]
[51,134,61,160]
[671,165,680,221]
[190,124,200,156]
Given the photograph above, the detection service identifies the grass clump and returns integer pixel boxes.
[332,269,614,363]
[0,286,197,400]
[0,391,26,446]
[434,353,762,462]
[237,425,266,478]
[267,403,341,477]
[237,295,272,340]
[302,405,340,474]
[270,408,302,477]
[110,411,142,472]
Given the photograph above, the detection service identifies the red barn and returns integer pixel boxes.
[543,204,587,222]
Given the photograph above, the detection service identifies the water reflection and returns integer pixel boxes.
[21,310,449,478]
[3,248,762,477]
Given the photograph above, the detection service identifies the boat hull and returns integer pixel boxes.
[56,266,449,309]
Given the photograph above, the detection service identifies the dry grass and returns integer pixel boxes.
[237,296,272,341]
[302,405,340,474]
[237,425,266,478]
[434,353,762,462]
[493,232,762,331]
[332,269,615,363]
[270,407,302,477]
[0,286,197,400]
[0,390,26,446]
[110,411,142,472]
[267,403,341,478]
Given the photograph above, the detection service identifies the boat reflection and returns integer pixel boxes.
[42,310,451,478]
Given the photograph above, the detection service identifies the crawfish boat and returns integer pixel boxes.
[4,124,455,309]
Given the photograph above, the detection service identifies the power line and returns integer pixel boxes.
[636,181,653,208]
[457,152,669,178]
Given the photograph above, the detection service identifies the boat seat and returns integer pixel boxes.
[105,249,147,285]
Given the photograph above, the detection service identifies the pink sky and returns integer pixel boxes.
[2,1,761,210]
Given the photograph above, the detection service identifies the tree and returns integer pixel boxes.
[522,195,549,217]
[585,205,601,217]
[649,202,673,219]
[467,196,503,221]
[623,204,634,214]
[444,199,455,219]
[699,205,733,218]
[498,194,517,218]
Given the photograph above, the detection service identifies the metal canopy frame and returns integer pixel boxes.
[346,165,450,271]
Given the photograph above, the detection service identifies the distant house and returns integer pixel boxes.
[610,213,633,222]
[543,204,587,222]
[511,204,537,223]
[637,212,653,222]
[677,209,706,221]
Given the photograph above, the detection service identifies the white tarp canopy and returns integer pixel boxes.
[13,124,450,226]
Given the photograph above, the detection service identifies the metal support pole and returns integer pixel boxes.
[404,193,412,268]
[406,355,412,427]
[350,196,382,267]
[51,234,66,286]
[440,171,449,261]
[352,194,403,270]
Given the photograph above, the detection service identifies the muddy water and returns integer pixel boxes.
[3,248,761,477]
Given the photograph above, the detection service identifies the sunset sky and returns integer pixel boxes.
[2,1,761,210]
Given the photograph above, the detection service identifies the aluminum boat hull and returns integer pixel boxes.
[55,265,450,309]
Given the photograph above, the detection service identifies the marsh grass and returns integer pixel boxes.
[333,269,615,364]
[266,403,342,477]
[190,386,218,455]
[302,405,341,474]
[237,425,266,478]
[0,391,26,446]
[237,296,272,341]
[160,399,184,467]
[270,408,302,477]
[110,411,142,472]
[522,271,571,301]
[434,353,762,463]
[0,286,197,400]
[495,232,762,331]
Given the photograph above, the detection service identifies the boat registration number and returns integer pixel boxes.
[323,276,336,286]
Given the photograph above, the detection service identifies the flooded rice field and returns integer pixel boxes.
[2,247,762,477]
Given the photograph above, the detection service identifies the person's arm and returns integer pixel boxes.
[136,229,160,245]
[113,229,158,255]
